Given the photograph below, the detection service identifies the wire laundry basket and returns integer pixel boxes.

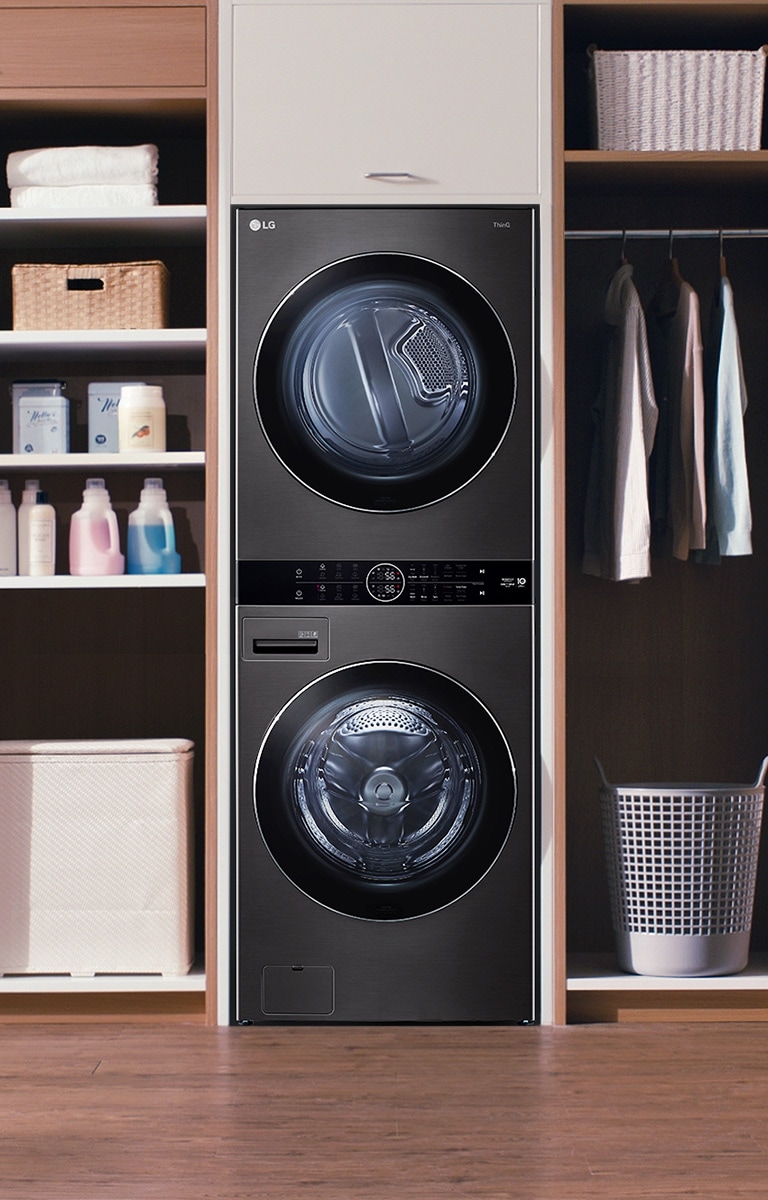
[597,757,768,976]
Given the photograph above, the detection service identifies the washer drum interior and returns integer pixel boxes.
[254,664,518,920]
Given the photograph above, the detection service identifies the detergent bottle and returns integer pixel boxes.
[17,478,40,575]
[118,384,166,452]
[69,478,125,576]
[28,491,56,577]
[0,480,17,576]
[126,477,181,575]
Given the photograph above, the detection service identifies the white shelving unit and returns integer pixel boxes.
[0,575,205,589]
[0,182,209,1013]
[0,329,206,359]
[0,967,206,995]
[568,954,768,992]
[0,0,214,1024]
[0,205,206,244]
[0,451,204,470]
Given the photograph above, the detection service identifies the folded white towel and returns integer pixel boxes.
[10,184,158,209]
[7,144,159,188]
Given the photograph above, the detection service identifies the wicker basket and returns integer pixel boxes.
[598,758,768,977]
[588,45,768,151]
[12,261,169,330]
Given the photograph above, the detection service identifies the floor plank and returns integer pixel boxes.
[3,1023,768,1198]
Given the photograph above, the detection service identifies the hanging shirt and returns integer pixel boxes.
[648,279,707,560]
[697,275,752,562]
[582,263,659,582]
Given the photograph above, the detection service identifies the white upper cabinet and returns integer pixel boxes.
[231,3,542,201]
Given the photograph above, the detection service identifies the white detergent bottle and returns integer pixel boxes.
[0,480,17,576]
[17,478,40,575]
[118,384,166,452]
[126,477,181,575]
[69,478,125,576]
[28,491,56,577]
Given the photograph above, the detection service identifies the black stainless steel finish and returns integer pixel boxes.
[232,206,538,1025]
[234,206,536,561]
[234,604,535,1024]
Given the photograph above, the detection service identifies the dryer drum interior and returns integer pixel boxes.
[254,663,517,920]
[253,254,517,512]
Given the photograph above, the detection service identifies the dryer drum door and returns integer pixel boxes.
[253,254,517,512]
[254,663,517,920]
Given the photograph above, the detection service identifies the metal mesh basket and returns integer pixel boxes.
[598,758,768,976]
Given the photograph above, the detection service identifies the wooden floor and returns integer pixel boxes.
[4,1022,768,1198]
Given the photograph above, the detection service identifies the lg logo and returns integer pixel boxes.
[249,218,276,232]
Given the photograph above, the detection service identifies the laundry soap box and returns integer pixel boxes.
[12,379,69,453]
[88,381,145,452]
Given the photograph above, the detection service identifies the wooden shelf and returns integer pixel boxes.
[565,150,768,189]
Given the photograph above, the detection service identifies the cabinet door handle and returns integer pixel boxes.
[364,172,419,181]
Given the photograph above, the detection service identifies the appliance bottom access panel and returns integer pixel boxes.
[234,595,536,1024]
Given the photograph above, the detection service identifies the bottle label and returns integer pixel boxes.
[29,521,54,564]
[119,407,166,452]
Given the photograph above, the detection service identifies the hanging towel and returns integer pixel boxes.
[582,263,659,582]
[647,280,707,560]
[10,184,158,209]
[6,144,158,189]
[697,275,752,562]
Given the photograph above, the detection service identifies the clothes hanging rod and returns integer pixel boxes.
[565,228,768,239]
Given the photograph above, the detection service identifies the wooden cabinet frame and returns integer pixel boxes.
[0,0,218,1024]
[555,0,768,1023]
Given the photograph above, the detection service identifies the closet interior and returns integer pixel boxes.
[559,0,768,1020]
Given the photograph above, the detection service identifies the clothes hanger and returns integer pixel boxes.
[664,229,683,288]
[620,229,628,266]
[653,230,683,314]
[719,229,728,278]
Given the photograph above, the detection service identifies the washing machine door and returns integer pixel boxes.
[253,663,517,920]
[253,254,516,512]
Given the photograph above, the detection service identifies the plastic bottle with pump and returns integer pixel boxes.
[28,491,56,577]
[126,477,181,575]
[17,479,40,575]
[0,480,17,576]
[69,478,125,576]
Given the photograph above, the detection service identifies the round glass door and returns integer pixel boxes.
[254,663,517,919]
[253,254,516,512]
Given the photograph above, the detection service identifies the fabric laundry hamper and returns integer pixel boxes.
[598,758,768,977]
[0,738,194,976]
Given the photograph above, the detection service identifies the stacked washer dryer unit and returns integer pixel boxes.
[233,207,537,1023]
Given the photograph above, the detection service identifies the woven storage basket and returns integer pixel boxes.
[598,758,768,977]
[12,260,169,330]
[588,45,768,151]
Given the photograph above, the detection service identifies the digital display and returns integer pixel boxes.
[238,560,534,605]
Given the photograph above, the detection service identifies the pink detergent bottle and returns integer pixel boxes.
[69,478,125,576]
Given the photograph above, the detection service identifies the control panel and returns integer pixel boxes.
[237,560,533,605]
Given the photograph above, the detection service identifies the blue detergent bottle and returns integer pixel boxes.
[126,477,182,575]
